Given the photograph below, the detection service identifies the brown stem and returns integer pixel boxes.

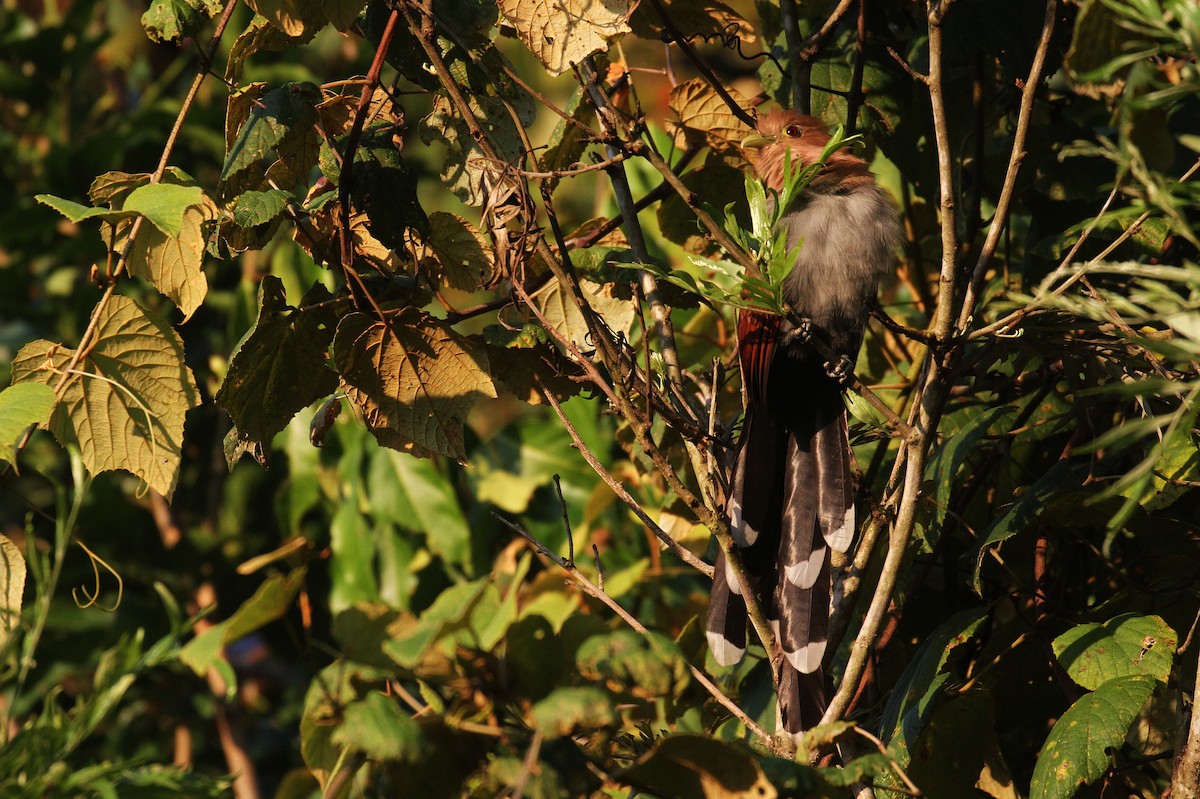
[956,0,1058,331]
[493,513,772,745]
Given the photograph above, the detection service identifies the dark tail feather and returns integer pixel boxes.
[706,549,748,666]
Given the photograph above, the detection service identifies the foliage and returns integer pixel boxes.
[1,0,1199,797]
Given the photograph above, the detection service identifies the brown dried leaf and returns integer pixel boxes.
[422,212,493,291]
[333,310,497,460]
[667,77,753,152]
[498,0,632,77]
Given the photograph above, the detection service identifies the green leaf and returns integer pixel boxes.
[878,608,987,765]
[530,687,618,737]
[0,534,26,650]
[0,382,55,468]
[180,568,306,676]
[10,297,201,500]
[334,310,498,461]
[330,503,376,615]
[1029,676,1157,799]
[35,194,132,225]
[231,189,291,228]
[1052,614,1177,690]
[215,276,339,446]
[332,692,424,761]
[618,735,777,799]
[368,448,472,568]
[123,183,207,238]
[141,0,221,42]
[221,82,320,185]
[576,629,689,699]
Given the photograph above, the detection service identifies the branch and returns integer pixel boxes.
[642,0,757,127]
[955,0,1058,332]
[580,59,684,390]
[493,514,772,745]
[536,378,714,578]
[925,2,960,341]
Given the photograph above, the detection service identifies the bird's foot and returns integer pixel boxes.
[824,355,854,386]
[781,317,813,347]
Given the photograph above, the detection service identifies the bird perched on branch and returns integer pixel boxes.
[706,109,900,734]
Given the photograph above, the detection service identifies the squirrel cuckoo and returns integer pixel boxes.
[705,110,900,734]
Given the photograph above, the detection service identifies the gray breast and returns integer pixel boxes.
[779,185,900,346]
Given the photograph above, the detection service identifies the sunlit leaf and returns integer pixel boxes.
[498,0,631,76]
[1052,614,1177,691]
[0,382,55,468]
[11,297,200,499]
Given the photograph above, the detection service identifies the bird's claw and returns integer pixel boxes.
[824,355,854,386]
[781,317,813,347]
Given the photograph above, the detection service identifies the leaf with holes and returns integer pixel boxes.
[498,0,631,76]
[668,77,754,152]
[333,310,497,460]
[10,296,200,500]
[1052,614,1177,691]
[422,212,493,291]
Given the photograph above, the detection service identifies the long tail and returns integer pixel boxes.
[706,345,854,734]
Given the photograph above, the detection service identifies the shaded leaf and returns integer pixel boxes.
[333,310,497,460]
[332,692,425,761]
[216,276,339,446]
[232,189,291,228]
[1029,676,1156,799]
[618,735,778,799]
[0,534,26,650]
[221,82,321,185]
[245,0,361,37]
[576,629,689,699]
[10,297,200,499]
[530,687,619,737]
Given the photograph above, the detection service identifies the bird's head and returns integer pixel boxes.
[742,109,870,192]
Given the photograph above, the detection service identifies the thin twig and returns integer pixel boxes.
[493,514,772,744]
[956,0,1058,331]
[552,474,575,567]
[537,379,714,578]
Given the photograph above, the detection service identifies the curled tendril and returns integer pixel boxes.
[661,23,786,76]
[72,538,124,612]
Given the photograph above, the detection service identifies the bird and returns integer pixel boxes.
[705,109,901,735]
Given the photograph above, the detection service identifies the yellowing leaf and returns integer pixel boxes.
[0,534,25,651]
[333,310,497,460]
[128,197,217,320]
[245,0,361,37]
[498,0,631,77]
[10,296,201,500]
[668,77,754,152]
[530,278,636,354]
[423,212,493,291]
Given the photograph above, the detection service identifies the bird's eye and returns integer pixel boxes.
[784,124,803,138]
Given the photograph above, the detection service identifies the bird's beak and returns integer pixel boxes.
[741,133,771,150]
